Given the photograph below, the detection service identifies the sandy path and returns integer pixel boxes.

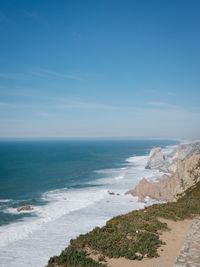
[106,218,192,267]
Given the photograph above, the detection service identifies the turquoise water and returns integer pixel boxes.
[0,139,179,267]
[0,139,177,227]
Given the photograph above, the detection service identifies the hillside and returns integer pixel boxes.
[47,178,200,267]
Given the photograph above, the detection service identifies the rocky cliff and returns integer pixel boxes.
[145,142,200,173]
[127,142,200,202]
[145,146,165,169]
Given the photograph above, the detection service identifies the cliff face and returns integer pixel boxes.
[173,153,200,198]
[169,142,200,161]
[145,146,165,169]
[145,142,200,173]
[127,143,200,202]
[126,174,175,202]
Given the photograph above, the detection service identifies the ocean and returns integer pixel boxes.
[0,139,178,267]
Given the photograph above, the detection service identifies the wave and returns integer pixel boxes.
[0,142,179,266]
[0,199,12,203]
[0,187,107,247]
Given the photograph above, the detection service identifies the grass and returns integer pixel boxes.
[47,180,200,267]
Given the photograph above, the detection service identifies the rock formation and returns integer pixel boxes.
[127,142,200,202]
[145,146,165,169]
[17,205,33,212]
[145,142,200,173]
[169,142,200,161]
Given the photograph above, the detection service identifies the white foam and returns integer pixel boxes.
[3,207,35,215]
[126,155,147,165]
[0,188,107,247]
[0,144,179,267]
[0,155,147,255]
[0,199,12,203]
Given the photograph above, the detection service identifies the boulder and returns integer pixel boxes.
[108,191,115,195]
[17,205,33,212]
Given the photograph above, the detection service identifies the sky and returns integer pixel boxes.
[0,0,200,140]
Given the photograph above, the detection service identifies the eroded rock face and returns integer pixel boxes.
[126,174,175,202]
[145,142,200,173]
[145,146,165,169]
[127,152,200,202]
[173,153,200,199]
[169,142,200,161]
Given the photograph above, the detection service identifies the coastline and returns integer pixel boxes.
[47,180,200,267]
[46,141,200,267]
[1,141,180,266]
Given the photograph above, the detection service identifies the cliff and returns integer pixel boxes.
[47,181,200,267]
[127,143,200,202]
[145,146,165,169]
[46,142,200,267]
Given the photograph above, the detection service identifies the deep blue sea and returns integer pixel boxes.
[0,139,178,267]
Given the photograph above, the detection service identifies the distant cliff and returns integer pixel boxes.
[127,142,200,202]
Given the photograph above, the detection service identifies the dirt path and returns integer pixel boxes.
[106,218,192,267]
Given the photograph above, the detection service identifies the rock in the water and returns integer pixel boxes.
[17,205,33,212]
[145,146,165,169]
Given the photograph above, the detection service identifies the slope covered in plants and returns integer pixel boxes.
[47,180,200,267]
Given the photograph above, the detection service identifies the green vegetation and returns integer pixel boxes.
[47,248,106,267]
[47,181,200,267]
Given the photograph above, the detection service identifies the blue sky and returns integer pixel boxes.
[0,0,200,139]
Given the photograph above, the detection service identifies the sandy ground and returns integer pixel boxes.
[105,218,192,267]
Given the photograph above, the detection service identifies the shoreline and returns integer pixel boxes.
[46,180,200,267]
[0,141,181,267]
[47,179,200,267]
[46,141,200,267]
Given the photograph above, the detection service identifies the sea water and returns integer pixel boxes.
[0,139,178,267]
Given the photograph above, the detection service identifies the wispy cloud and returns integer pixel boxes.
[35,69,82,81]
[37,112,50,117]
[0,102,13,107]
[30,68,104,81]
[147,101,178,109]
[167,91,176,96]
[0,68,104,82]
[143,89,158,94]
[0,69,81,81]
[0,96,119,111]
[143,89,176,97]
[58,98,119,110]
[0,72,28,80]
[0,102,32,108]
